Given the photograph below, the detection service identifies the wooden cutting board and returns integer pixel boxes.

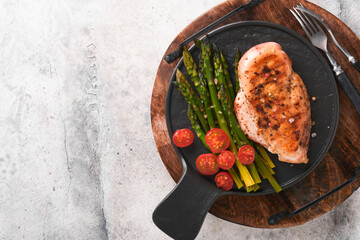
[151,0,360,228]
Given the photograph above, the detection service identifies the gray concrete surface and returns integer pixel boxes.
[0,0,359,239]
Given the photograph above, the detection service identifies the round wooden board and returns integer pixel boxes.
[151,0,360,228]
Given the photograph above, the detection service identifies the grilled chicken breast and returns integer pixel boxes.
[234,42,311,164]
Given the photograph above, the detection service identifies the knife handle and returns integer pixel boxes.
[153,167,223,240]
[336,71,360,116]
[352,60,360,73]
[268,166,360,225]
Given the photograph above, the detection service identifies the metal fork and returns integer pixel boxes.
[296,3,360,73]
[290,7,360,116]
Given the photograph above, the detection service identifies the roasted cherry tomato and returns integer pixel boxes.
[216,150,235,170]
[172,129,194,148]
[205,128,230,153]
[238,145,255,165]
[195,153,219,175]
[215,172,233,191]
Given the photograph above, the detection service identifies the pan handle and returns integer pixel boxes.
[153,166,224,240]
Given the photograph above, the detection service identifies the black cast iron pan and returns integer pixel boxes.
[153,21,339,240]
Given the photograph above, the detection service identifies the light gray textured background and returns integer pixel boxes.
[0,0,359,239]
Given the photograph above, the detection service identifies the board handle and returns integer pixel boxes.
[163,0,264,63]
[153,167,224,239]
[268,166,360,225]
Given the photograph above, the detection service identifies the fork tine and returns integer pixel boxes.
[306,12,323,33]
[293,8,315,35]
[296,7,324,34]
[290,9,312,39]
[296,8,319,32]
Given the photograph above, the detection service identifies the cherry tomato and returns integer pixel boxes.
[216,150,235,170]
[172,129,194,148]
[238,145,255,165]
[215,172,233,191]
[205,128,230,153]
[195,153,219,175]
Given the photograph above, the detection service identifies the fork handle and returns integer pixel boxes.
[352,60,360,73]
[336,71,360,116]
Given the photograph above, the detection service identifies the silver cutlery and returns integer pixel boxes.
[295,3,360,73]
[290,6,360,116]
[269,166,360,225]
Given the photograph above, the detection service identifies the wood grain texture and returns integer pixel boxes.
[151,0,360,228]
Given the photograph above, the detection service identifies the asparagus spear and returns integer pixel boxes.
[183,47,216,129]
[254,160,281,193]
[218,85,261,185]
[213,45,231,99]
[247,164,261,184]
[229,124,242,150]
[187,104,209,150]
[217,83,277,181]
[234,49,242,93]
[197,72,216,129]
[218,84,247,147]
[194,39,202,50]
[201,40,254,187]
[266,175,282,193]
[197,53,205,77]
[196,48,220,128]
[246,184,260,193]
[255,143,275,168]
[228,167,244,189]
[219,48,235,103]
[199,70,219,127]
[174,69,210,132]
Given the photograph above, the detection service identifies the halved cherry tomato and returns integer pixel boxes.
[215,172,233,191]
[195,153,219,175]
[238,145,255,165]
[172,129,194,147]
[205,128,230,153]
[216,150,235,170]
